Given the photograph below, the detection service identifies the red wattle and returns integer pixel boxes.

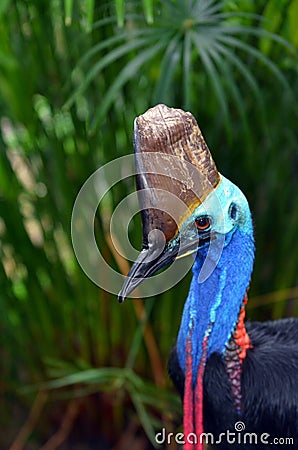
[194,334,209,450]
[183,337,194,450]
[183,334,209,450]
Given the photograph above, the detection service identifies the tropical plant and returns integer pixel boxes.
[0,0,297,448]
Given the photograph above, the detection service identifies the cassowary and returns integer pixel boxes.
[118,104,298,449]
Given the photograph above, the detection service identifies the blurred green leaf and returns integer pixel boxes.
[115,0,125,27]
[0,0,297,448]
[142,0,154,24]
[288,0,298,48]
[64,0,73,25]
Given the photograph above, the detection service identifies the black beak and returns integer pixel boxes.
[117,230,210,302]
[118,233,179,303]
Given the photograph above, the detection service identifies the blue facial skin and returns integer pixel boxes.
[176,176,255,382]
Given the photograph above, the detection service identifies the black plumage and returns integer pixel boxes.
[169,318,298,449]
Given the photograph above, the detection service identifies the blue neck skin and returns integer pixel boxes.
[177,225,255,382]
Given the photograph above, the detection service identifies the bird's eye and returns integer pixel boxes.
[229,203,238,220]
[195,216,211,231]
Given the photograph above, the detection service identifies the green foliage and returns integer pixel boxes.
[0,0,297,448]
[66,0,295,135]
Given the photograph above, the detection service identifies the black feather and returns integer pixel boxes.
[168,318,298,449]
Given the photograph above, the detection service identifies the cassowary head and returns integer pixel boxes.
[119,104,253,301]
